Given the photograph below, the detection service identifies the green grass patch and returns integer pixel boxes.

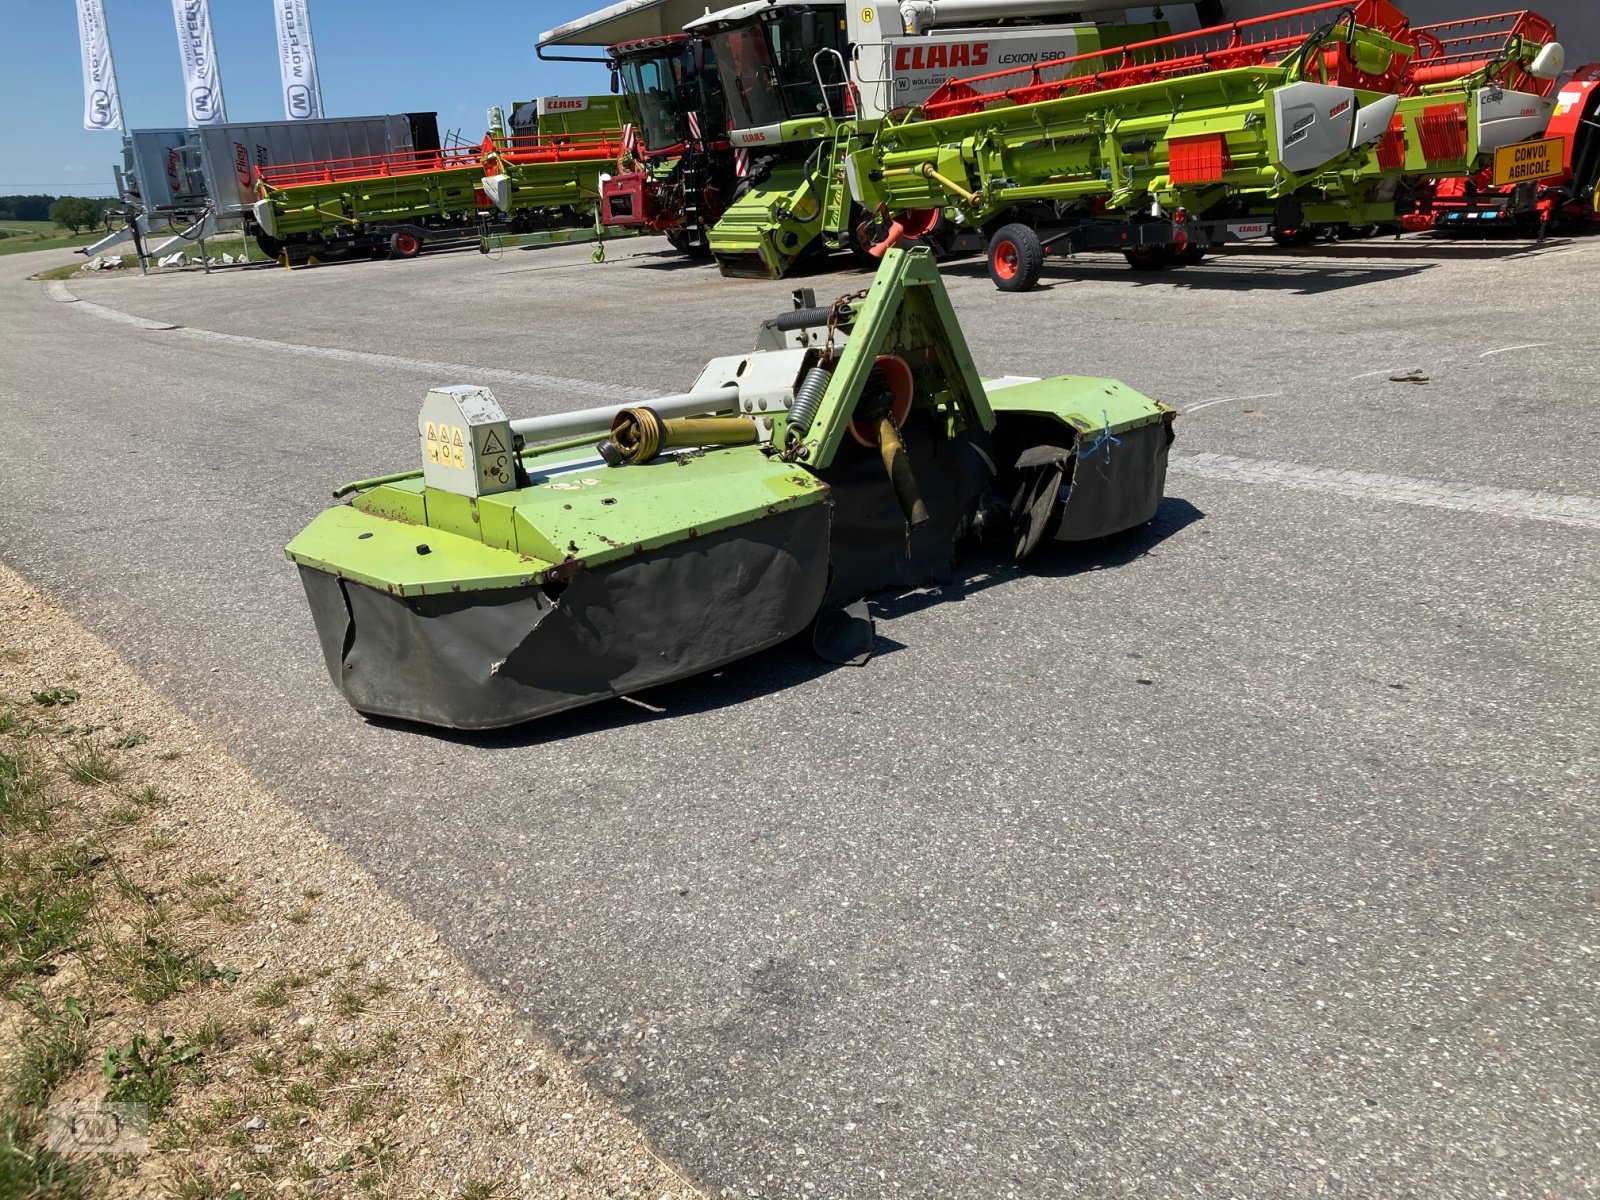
[0,232,103,259]
[0,881,94,989]
[251,980,291,1009]
[61,741,123,787]
[7,989,92,1112]
[102,1031,205,1115]
[29,263,86,281]
[0,1111,96,1199]
[0,747,50,833]
[100,930,233,1006]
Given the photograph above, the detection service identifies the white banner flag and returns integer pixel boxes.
[170,0,228,126]
[273,0,323,120]
[76,0,123,131]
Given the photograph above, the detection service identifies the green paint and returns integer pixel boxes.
[287,248,1172,608]
[703,19,1165,278]
[853,19,1556,236]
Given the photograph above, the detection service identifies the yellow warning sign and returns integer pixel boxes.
[426,421,473,469]
[1493,136,1564,187]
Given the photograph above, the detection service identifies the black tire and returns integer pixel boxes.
[1172,243,1208,266]
[254,233,284,259]
[987,223,1044,292]
[389,230,423,258]
[665,226,713,259]
[1122,243,1173,271]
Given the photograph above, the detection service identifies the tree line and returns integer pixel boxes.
[0,194,122,233]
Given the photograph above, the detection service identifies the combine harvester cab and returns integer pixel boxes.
[846,0,1564,288]
[597,33,739,257]
[285,247,1175,730]
[685,0,1172,279]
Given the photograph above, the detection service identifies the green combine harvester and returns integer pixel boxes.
[285,247,1176,730]
[847,0,1566,288]
[684,0,1170,278]
[252,97,628,262]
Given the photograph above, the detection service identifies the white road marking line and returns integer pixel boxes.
[1171,452,1600,531]
[1180,392,1281,415]
[46,281,179,330]
[1349,367,1404,379]
[40,280,653,405]
[1479,342,1553,358]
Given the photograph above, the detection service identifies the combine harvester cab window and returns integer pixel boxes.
[616,38,729,151]
[715,11,848,128]
[620,50,687,149]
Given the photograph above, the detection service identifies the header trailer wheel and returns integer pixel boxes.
[988,224,1044,292]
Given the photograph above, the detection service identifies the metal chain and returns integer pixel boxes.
[823,287,870,365]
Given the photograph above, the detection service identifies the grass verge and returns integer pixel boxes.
[0,568,701,1198]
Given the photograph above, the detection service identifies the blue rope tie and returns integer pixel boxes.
[1077,410,1121,462]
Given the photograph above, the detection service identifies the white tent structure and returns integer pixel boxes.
[541,0,1597,73]
[539,1,1215,51]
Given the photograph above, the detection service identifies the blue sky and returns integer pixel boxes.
[0,2,614,196]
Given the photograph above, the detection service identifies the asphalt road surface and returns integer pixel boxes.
[4,233,1597,1199]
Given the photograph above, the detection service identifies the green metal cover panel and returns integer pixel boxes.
[500,446,825,567]
[296,443,828,594]
[986,376,1171,437]
[284,503,547,598]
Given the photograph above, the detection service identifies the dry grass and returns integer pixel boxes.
[0,567,704,1198]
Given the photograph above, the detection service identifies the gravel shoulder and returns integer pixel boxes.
[0,561,703,1200]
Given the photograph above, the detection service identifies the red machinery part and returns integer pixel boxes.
[866,207,941,259]
[1412,65,1600,232]
[257,144,485,188]
[256,132,625,193]
[847,355,916,449]
[1410,11,1562,98]
[921,0,1415,120]
[1546,71,1600,173]
[601,172,664,229]
[1168,134,1234,186]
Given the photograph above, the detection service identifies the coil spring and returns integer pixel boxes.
[787,366,831,438]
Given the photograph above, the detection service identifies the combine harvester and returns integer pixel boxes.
[537,7,742,257]
[285,247,1175,730]
[684,0,1174,278]
[1401,14,1599,234]
[253,98,626,264]
[847,1,1566,288]
[597,33,739,256]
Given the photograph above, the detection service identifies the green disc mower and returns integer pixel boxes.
[286,248,1176,729]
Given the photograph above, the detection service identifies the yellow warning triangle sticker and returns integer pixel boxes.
[451,427,464,447]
